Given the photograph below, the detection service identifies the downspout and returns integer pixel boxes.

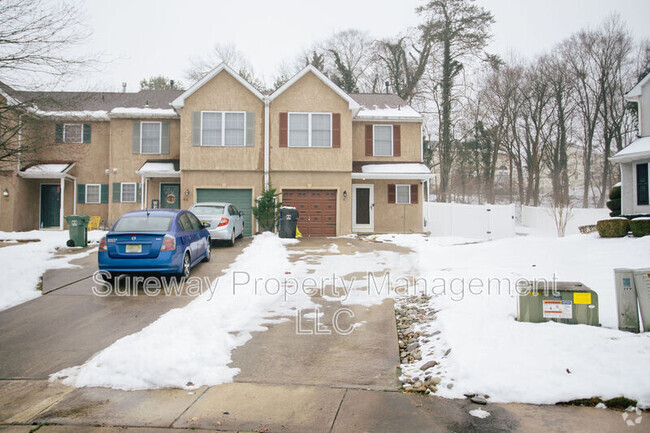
[17,114,23,172]
[264,96,270,190]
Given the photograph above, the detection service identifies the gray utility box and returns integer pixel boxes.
[517,281,600,326]
[635,269,650,332]
[614,269,641,333]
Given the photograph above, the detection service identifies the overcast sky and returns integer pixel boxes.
[66,0,650,92]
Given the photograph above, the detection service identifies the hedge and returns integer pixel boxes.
[630,218,650,237]
[596,218,630,238]
[608,184,621,200]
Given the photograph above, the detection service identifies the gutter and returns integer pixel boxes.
[264,96,270,189]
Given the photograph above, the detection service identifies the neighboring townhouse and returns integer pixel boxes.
[0,63,433,236]
[612,73,650,215]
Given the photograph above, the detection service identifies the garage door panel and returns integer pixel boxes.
[282,189,336,237]
[196,188,253,237]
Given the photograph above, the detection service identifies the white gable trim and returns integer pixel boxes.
[0,86,21,106]
[171,63,264,109]
[269,65,361,112]
[626,73,650,99]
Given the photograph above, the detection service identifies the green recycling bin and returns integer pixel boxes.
[64,215,90,247]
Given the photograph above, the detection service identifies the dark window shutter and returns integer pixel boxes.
[161,121,170,154]
[332,113,341,148]
[365,124,373,156]
[83,124,91,143]
[245,112,255,146]
[192,111,201,146]
[101,184,109,203]
[77,184,85,203]
[132,122,140,154]
[410,184,418,204]
[279,112,288,147]
[388,184,396,204]
[393,124,401,157]
[55,124,63,143]
[112,183,121,202]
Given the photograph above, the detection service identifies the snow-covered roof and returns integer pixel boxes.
[34,110,110,121]
[269,65,361,112]
[136,160,180,178]
[610,137,650,163]
[354,104,422,122]
[109,107,178,119]
[172,63,264,109]
[352,163,433,180]
[19,163,75,178]
[626,73,650,99]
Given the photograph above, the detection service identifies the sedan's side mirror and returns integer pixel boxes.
[202,222,211,228]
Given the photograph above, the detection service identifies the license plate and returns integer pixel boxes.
[125,244,142,253]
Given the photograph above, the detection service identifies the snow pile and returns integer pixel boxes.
[469,408,490,419]
[0,230,105,311]
[378,233,650,406]
[52,233,315,390]
[361,163,431,174]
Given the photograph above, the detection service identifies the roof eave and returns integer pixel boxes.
[353,116,423,123]
[610,151,650,163]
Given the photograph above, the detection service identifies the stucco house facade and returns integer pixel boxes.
[611,74,650,215]
[0,64,433,236]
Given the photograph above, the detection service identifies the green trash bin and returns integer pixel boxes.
[64,215,90,247]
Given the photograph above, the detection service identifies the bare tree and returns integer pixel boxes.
[140,75,184,90]
[417,0,494,202]
[185,42,266,91]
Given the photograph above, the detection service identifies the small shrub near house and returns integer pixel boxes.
[252,187,283,232]
[606,184,621,217]
[630,218,650,237]
[596,218,630,238]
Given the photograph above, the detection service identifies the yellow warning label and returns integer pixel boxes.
[574,292,592,305]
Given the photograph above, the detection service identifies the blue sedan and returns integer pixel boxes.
[98,209,211,280]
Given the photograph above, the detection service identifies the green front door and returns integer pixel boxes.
[160,183,180,209]
[40,184,60,228]
[196,188,253,236]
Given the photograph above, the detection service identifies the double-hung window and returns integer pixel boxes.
[201,111,247,146]
[121,183,137,203]
[288,113,332,147]
[373,125,393,156]
[63,124,83,143]
[85,184,101,204]
[141,122,162,154]
[395,184,411,204]
[637,163,649,206]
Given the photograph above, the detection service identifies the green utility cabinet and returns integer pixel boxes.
[64,215,90,247]
[517,281,600,326]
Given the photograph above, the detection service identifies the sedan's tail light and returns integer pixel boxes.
[217,217,229,227]
[98,237,107,252]
[161,234,176,252]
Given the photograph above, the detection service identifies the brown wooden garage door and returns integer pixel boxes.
[282,189,337,237]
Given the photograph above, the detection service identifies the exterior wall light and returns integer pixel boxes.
[3,188,9,198]
[343,190,347,198]
[184,189,190,196]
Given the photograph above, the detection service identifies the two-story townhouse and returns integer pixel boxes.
[612,74,650,215]
[0,63,433,235]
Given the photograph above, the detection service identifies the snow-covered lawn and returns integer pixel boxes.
[376,233,650,407]
[0,230,106,311]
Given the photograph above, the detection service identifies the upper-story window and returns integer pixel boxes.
[373,125,393,156]
[141,122,162,154]
[55,123,91,143]
[288,113,332,147]
[64,124,83,143]
[201,111,250,146]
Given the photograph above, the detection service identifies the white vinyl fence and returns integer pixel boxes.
[424,202,516,240]
[521,205,610,236]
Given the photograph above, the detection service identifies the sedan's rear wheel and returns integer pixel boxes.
[203,240,211,262]
[180,253,191,279]
[228,230,236,247]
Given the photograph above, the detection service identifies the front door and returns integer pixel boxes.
[40,184,61,228]
[160,183,180,209]
[353,184,374,232]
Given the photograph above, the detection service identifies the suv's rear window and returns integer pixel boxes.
[191,205,225,216]
[113,216,173,232]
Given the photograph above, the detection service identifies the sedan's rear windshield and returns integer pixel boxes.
[113,216,173,232]
[191,205,225,216]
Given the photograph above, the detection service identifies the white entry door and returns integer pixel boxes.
[353,184,374,232]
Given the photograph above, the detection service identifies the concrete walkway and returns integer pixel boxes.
[0,238,634,432]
